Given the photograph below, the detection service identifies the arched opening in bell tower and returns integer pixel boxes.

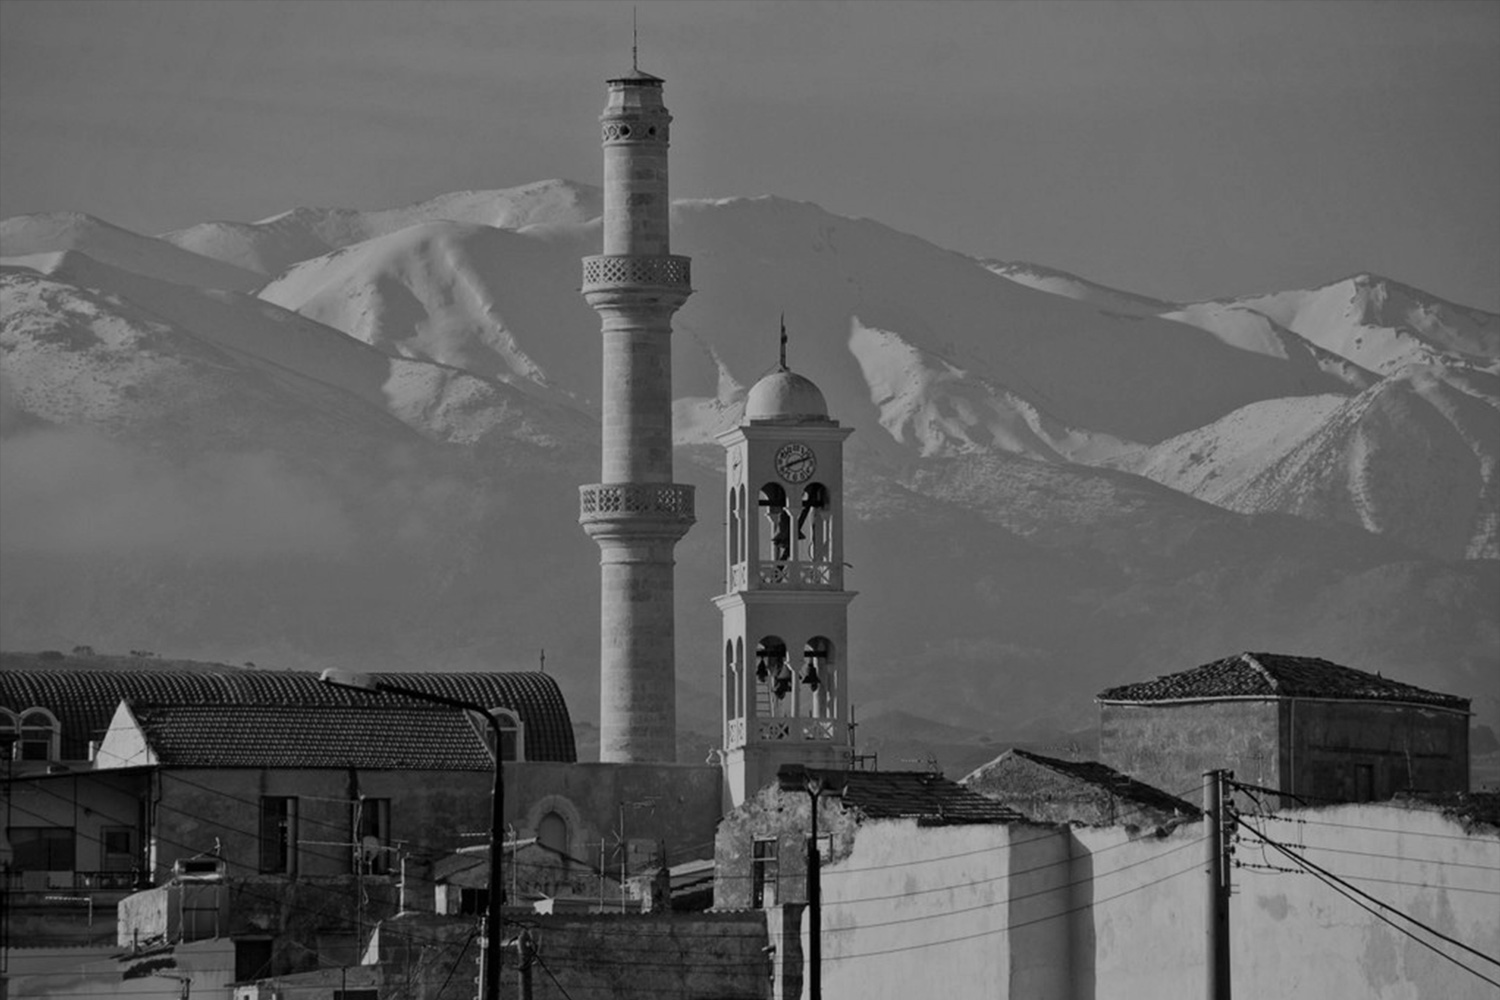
[754,635,791,717]
[757,484,791,565]
[797,483,830,563]
[800,637,836,719]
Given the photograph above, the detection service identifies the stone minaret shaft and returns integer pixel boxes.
[579,68,694,763]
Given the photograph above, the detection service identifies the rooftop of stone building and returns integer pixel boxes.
[962,749,1201,825]
[1096,651,1467,711]
[1,658,577,762]
[106,701,497,771]
[787,766,1026,826]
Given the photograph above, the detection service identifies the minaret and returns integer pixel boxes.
[578,60,694,763]
[716,339,856,805]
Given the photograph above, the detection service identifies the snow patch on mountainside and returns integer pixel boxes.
[164,180,603,277]
[1,213,262,292]
[1125,368,1500,558]
[848,318,1134,462]
[981,260,1176,316]
[1231,274,1500,375]
[259,221,590,400]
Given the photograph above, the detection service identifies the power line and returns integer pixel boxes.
[1234,815,1500,981]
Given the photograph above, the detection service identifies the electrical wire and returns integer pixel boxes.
[1235,815,1500,980]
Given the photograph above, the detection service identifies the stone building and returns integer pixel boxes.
[1097,651,1471,805]
[713,768,1021,912]
[962,748,1199,831]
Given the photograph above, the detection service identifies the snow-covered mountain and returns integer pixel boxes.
[3,183,1496,744]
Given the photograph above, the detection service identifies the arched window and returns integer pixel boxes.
[739,485,748,567]
[725,641,741,721]
[538,811,568,855]
[758,484,790,563]
[801,638,835,718]
[735,638,745,718]
[728,488,740,568]
[0,709,17,759]
[480,708,524,762]
[755,636,792,715]
[799,484,831,562]
[19,708,59,762]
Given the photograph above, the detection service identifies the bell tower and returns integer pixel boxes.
[579,62,694,763]
[716,349,856,805]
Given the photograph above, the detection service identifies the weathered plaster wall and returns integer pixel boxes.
[6,939,235,1000]
[152,766,494,881]
[509,761,722,874]
[713,782,864,911]
[498,911,769,1000]
[1230,803,1499,1000]
[1101,701,1279,798]
[1071,823,1208,1000]
[1286,701,1470,801]
[817,819,1064,1000]
[6,771,149,876]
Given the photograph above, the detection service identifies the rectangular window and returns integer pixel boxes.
[100,826,135,872]
[459,887,490,915]
[9,827,75,870]
[259,797,298,874]
[355,798,391,875]
[751,837,778,908]
[235,939,274,981]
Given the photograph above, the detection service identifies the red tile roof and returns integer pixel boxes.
[965,749,1201,819]
[802,768,1025,825]
[126,702,496,770]
[1096,652,1467,710]
[1,667,576,761]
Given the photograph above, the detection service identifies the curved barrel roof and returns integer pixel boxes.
[1,664,576,762]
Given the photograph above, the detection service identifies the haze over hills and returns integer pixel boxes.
[2,181,1496,752]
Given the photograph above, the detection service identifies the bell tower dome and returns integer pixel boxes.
[716,341,856,806]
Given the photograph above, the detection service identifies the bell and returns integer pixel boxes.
[755,654,769,682]
[800,661,821,691]
[773,663,793,699]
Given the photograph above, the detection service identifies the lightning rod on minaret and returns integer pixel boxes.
[779,313,788,369]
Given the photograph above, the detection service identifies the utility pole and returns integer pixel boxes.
[1203,769,1232,1000]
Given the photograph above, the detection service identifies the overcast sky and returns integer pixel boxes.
[2,0,1496,309]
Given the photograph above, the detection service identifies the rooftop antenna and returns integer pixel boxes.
[632,6,639,72]
[779,313,788,369]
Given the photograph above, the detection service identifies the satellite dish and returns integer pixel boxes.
[360,835,382,862]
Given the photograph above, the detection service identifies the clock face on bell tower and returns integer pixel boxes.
[774,442,816,483]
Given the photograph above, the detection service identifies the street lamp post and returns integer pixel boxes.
[777,765,824,1000]
[319,670,505,1000]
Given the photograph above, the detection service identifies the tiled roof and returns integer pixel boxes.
[1096,652,1468,710]
[806,768,1024,825]
[968,749,1200,818]
[127,702,496,770]
[1,667,576,762]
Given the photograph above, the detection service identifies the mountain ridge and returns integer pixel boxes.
[3,184,1496,744]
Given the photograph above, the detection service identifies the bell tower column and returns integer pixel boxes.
[716,362,855,805]
[579,66,694,763]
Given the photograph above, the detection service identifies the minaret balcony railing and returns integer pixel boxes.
[581,254,691,290]
[579,483,695,523]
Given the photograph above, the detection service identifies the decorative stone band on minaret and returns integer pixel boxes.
[579,67,694,764]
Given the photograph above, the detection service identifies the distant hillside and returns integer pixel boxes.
[4,183,1496,749]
